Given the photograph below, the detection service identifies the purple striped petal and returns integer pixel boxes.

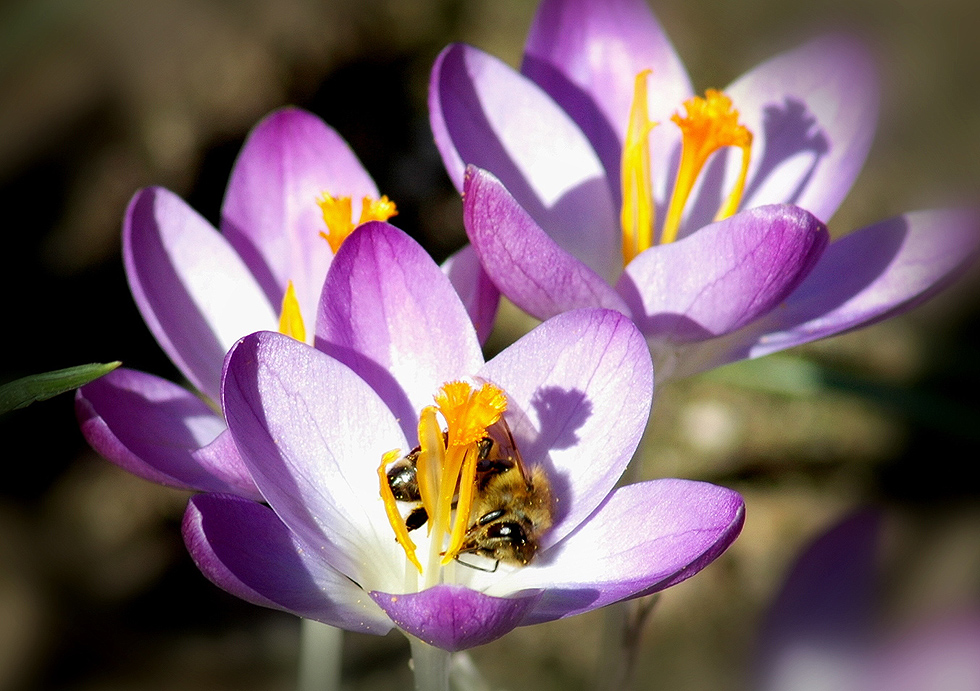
[617,205,828,344]
[441,243,501,346]
[522,0,693,201]
[221,331,407,590]
[124,187,278,401]
[463,166,628,321]
[184,493,392,634]
[221,107,379,324]
[718,35,878,226]
[743,208,980,360]
[506,479,744,624]
[76,367,260,499]
[315,222,484,432]
[370,585,541,651]
[478,308,652,547]
[430,43,620,282]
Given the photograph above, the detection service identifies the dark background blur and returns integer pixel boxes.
[1,0,979,689]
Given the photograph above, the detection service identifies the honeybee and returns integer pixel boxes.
[384,419,553,568]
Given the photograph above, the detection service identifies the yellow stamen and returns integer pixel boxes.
[380,380,510,576]
[434,381,507,563]
[277,280,306,342]
[620,70,657,265]
[378,450,423,573]
[317,193,398,254]
[660,89,752,244]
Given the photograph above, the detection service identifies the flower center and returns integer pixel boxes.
[379,380,508,582]
[317,193,398,254]
[620,74,753,261]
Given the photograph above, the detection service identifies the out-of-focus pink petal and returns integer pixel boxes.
[124,186,277,401]
[221,107,379,323]
[184,493,392,634]
[76,367,260,499]
[464,167,628,321]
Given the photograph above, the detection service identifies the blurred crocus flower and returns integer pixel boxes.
[76,107,498,499]
[182,222,744,650]
[431,0,978,380]
[757,511,980,691]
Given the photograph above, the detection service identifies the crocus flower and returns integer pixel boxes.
[182,221,744,650]
[430,0,978,380]
[76,107,498,499]
[756,511,980,691]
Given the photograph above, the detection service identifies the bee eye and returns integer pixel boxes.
[478,509,506,526]
[486,522,526,543]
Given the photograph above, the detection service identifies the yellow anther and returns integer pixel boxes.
[277,280,306,342]
[378,450,423,573]
[317,193,398,254]
[660,90,752,244]
[620,70,658,265]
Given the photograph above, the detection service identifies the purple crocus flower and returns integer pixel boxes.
[756,511,980,691]
[430,0,979,380]
[182,222,744,651]
[76,107,498,499]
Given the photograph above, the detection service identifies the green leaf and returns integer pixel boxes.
[0,361,121,415]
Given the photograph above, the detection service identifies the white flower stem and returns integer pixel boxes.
[409,635,451,691]
[297,619,343,691]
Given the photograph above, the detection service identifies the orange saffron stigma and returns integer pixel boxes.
[660,89,752,245]
[317,193,398,254]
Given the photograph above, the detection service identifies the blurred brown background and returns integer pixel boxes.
[1,0,979,689]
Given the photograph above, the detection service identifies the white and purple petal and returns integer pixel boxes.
[184,493,393,634]
[522,0,693,201]
[221,107,379,323]
[463,166,628,321]
[316,221,485,431]
[431,43,620,282]
[502,479,744,623]
[76,367,260,499]
[705,208,980,369]
[221,331,407,590]
[124,186,278,401]
[617,205,829,345]
[369,585,541,651]
[709,35,878,228]
[479,308,653,546]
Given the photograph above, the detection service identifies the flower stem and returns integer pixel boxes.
[409,635,450,691]
[297,619,343,691]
